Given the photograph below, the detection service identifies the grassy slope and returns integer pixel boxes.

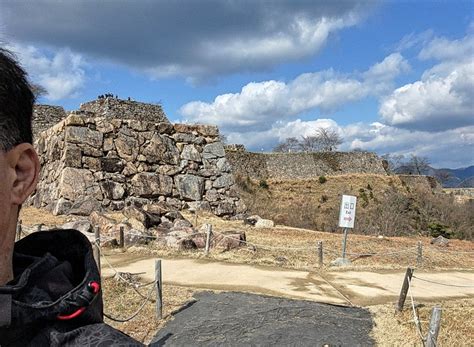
[237,174,473,239]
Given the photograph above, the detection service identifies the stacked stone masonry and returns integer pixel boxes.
[30,114,245,216]
[80,98,169,123]
[33,105,67,137]
[226,151,388,180]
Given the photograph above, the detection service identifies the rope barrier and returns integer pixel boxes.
[427,247,474,254]
[407,276,426,346]
[98,242,157,302]
[412,275,474,288]
[103,282,157,323]
[323,247,417,257]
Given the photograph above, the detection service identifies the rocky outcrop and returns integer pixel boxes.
[30,113,245,217]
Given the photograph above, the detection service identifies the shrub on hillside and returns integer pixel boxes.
[428,222,452,238]
[319,176,327,184]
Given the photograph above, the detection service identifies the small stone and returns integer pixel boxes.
[430,236,450,247]
[255,219,274,228]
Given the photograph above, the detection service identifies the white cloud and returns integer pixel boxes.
[380,33,474,131]
[180,53,409,132]
[5,42,86,101]
[346,122,474,168]
[418,33,474,61]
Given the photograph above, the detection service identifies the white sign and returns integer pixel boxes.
[338,195,357,228]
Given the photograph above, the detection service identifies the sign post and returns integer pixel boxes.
[332,195,357,266]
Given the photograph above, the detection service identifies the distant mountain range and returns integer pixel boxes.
[396,165,474,188]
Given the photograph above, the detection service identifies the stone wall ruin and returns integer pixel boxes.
[226,149,388,180]
[30,111,245,217]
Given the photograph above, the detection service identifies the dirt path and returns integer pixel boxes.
[102,253,474,306]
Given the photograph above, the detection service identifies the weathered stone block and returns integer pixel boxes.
[82,156,102,171]
[181,144,202,162]
[65,126,103,148]
[114,134,139,161]
[100,180,125,200]
[131,172,173,197]
[203,142,225,159]
[175,175,204,201]
[213,173,234,188]
[141,134,179,164]
[101,157,124,173]
[58,167,103,201]
[62,144,82,168]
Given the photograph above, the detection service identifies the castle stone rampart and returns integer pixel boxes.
[30,113,244,216]
[226,150,388,180]
[33,105,67,137]
[80,98,169,123]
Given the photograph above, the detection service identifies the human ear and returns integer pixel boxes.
[8,143,40,205]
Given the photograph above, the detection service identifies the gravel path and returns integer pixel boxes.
[150,291,374,347]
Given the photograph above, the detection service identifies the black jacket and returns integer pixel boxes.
[0,229,143,346]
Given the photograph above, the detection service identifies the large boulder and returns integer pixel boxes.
[123,205,162,228]
[212,230,246,251]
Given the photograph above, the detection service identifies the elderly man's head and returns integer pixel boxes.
[0,48,39,284]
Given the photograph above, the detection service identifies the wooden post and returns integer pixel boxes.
[397,267,414,311]
[93,226,101,275]
[317,241,323,268]
[16,220,22,241]
[119,226,125,248]
[417,241,423,267]
[155,260,163,320]
[205,224,212,255]
[426,306,442,347]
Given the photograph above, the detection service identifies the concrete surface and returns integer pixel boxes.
[150,292,374,347]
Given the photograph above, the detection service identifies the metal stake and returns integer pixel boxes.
[341,228,348,259]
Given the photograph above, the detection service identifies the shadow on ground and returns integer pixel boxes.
[150,291,374,346]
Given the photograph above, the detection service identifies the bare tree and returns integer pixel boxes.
[31,83,47,99]
[381,154,405,173]
[315,128,343,152]
[273,137,299,152]
[273,127,343,153]
[434,170,452,185]
[406,155,431,175]
[298,135,320,152]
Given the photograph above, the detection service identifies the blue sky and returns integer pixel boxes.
[1,0,473,168]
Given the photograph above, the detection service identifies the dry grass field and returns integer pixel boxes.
[370,298,474,346]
